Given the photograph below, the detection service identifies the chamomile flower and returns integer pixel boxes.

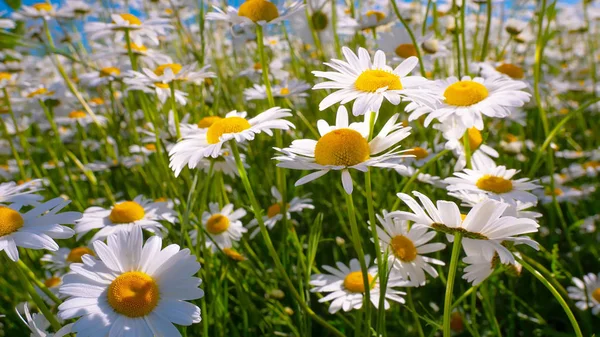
[374,211,445,285]
[74,195,177,242]
[12,3,56,20]
[310,256,408,314]
[0,198,80,262]
[0,179,43,207]
[312,47,437,116]
[568,273,600,315]
[169,107,294,176]
[377,26,420,60]
[274,106,412,194]
[85,13,172,45]
[78,66,125,87]
[190,202,247,252]
[41,246,96,272]
[58,226,203,337]
[244,79,311,101]
[17,303,72,337]
[53,109,108,127]
[206,0,304,26]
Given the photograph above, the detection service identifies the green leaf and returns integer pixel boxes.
[2,0,21,10]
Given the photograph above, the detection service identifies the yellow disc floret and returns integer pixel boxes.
[206,214,230,234]
[355,70,402,92]
[0,207,24,237]
[314,129,370,166]
[444,81,489,106]
[476,175,513,194]
[109,201,145,224]
[238,0,280,23]
[495,63,524,79]
[395,44,417,58]
[68,110,86,119]
[223,248,246,261]
[461,127,483,150]
[406,147,429,160]
[343,271,374,293]
[107,271,159,318]
[0,72,11,81]
[118,13,142,25]
[592,288,600,303]
[154,63,182,76]
[206,117,251,144]
[44,277,62,288]
[67,247,95,263]
[365,10,386,22]
[197,116,223,129]
[390,235,418,262]
[99,67,121,77]
[33,3,53,11]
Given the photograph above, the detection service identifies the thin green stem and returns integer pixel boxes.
[15,261,62,331]
[390,0,427,77]
[480,0,492,61]
[443,233,463,337]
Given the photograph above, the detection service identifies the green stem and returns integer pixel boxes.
[17,260,62,306]
[390,0,427,77]
[480,0,492,61]
[407,289,425,337]
[169,82,182,139]
[15,261,62,331]
[462,130,472,169]
[255,25,275,108]
[443,233,463,337]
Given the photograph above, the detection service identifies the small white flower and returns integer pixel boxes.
[190,202,247,252]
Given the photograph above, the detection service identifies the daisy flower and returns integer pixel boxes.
[445,164,540,205]
[244,79,311,101]
[568,273,600,315]
[53,109,108,127]
[85,13,172,45]
[92,42,173,67]
[17,303,73,337]
[274,106,411,194]
[247,186,314,238]
[0,197,80,262]
[12,3,56,20]
[448,189,542,220]
[309,256,408,314]
[0,179,44,207]
[388,192,540,265]
[58,226,203,337]
[206,0,304,26]
[41,246,96,272]
[190,202,247,252]
[169,107,294,176]
[78,66,125,87]
[433,121,499,170]
[374,211,445,285]
[74,195,177,242]
[312,47,437,116]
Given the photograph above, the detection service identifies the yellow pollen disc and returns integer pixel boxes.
[390,235,417,262]
[0,164,8,171]
[154,63,182,76]
[406,147,429,160]
[252,62,262,71]
[68,110,86,119]
[355,70,402,92]
[154,82,169,89]
[495,63,524,79]
[238,0,280,23]
[0,207,24,237]
[27,88,49,98]
[67,247,95,263]
[545,187,563,196]
[223,248,246,261]
[505,133,518,143]
[164,8,173,14]
[592,288,600,302]
[461,127,483,150]
[90,97,105,105]
[444,81,489,106]
[109,201,145,224]
[197,116,222,129]
[33,3,53,11]
[395,44,417,58]
[127,43,148,52]
[144,144,157,151]
[365,10,386,22]
[476,175,513,194]
[206,117,251,144]
[99,67,121,77]
[314,129,370,166]
[583,161,600,169]
[460,214,467,222]
[206,214,230,234]
[107,271,159,318]
[267,203,290,218]
[279,87,290,95]
[119,13,142,25]
[343,271,374,293]
[0,72,11,80]
[44,277,61,288]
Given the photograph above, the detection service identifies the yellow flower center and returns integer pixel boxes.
[0,72,11,80]
[267,203,290,218]
[206,117,251,144]
[279,87,290,95]
[27,88,51,98]
[355,70,402,92]
[154,63,182,76]
[90,97,105,105]
[238,0,280,23]
[99,67,121,77]
[311,11,329,31]
[592,288,600,302]
[118,13,142,25]
[206,214,230,234]
[314,129,370,166]
[365,10,386,22]
[476,175,513,194]
[395,44,417,58]
[109,201,146,224]
[45,277,61,288]
[406,147,429,159]
[33,3,53,11]
[67,246,95,263]
[505,133,518,143]
[127,43,148,52]
[197,116,223,129]
[107,271,159,318]
[583,161,600,169]
[545,187,563,196]
[444,81,489,106]
[390,235,417,262]
[0,207,24,237]
[461,127,483,150]
[343,271,374,293]
[495,63,524,79]
[68,110,86,119]
[223,248,246,261]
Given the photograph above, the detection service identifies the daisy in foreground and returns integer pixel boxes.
[169,107,294,176]
[18,303,72,337]
[373,211,445,285]
[309,256,408,314]
[0,198,80,261]
[58,226,203,336]
[388,192,540,264]
[312,46,437,116]
[568,272,600,315]
[74,195,177,242]
[190,202,247,251]
[274,106,411,194]
[0,179,44,207]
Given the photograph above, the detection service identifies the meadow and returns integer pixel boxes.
[0,0,599,336]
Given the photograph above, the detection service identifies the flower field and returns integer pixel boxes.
[0,0,599,336]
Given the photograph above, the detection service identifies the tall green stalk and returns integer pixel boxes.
[442,233,463,337]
